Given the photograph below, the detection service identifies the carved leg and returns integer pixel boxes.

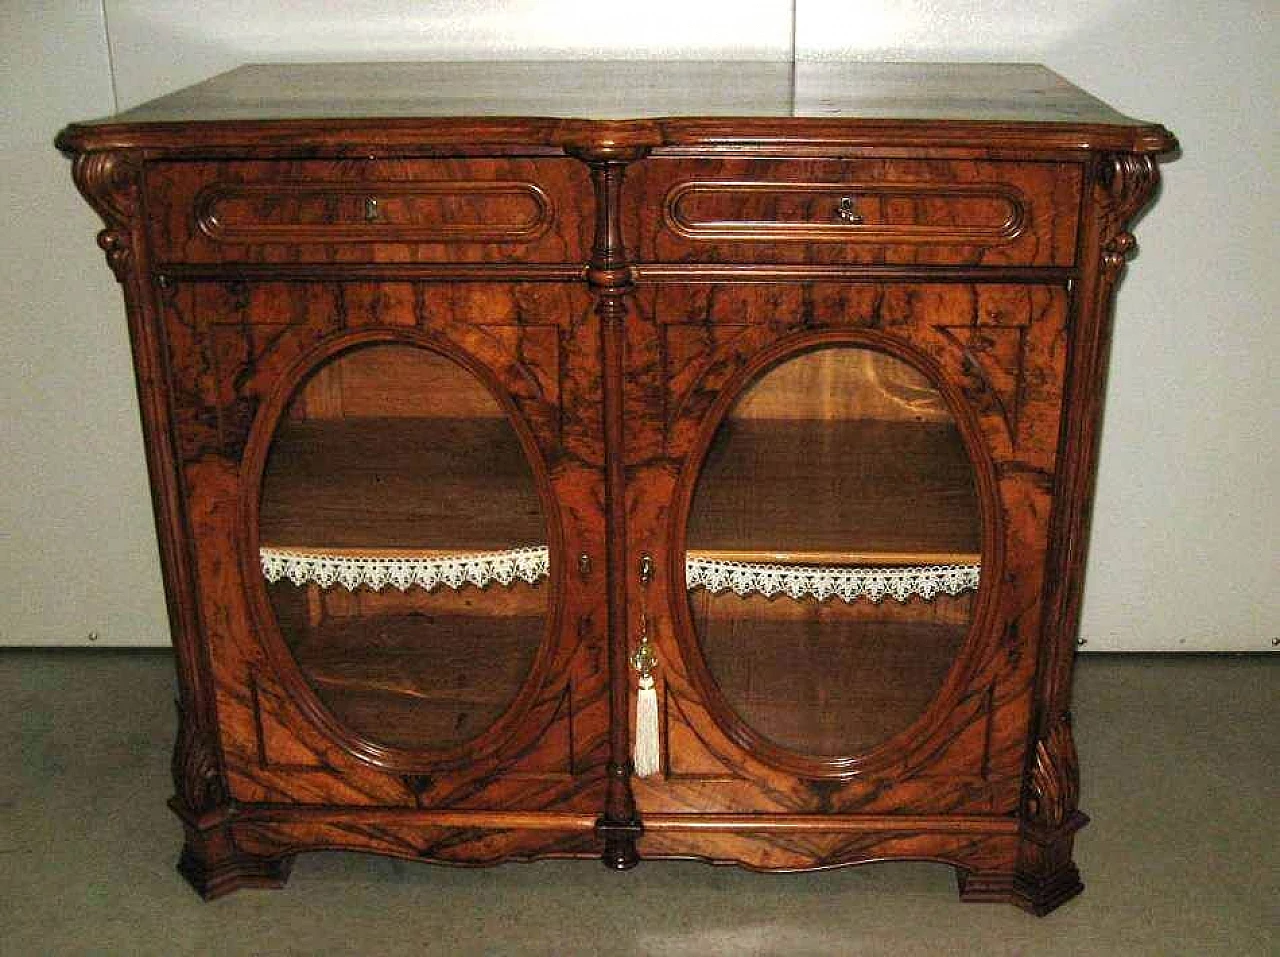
[173,802,293,900]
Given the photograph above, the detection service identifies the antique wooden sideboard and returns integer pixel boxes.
[57,61,1174,913]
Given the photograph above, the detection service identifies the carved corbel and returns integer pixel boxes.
[1095,153,1160,279]
[1026,710,1080,829]
[1014,707,1088,913]
[69,151,142,282]
[171,699,229,818]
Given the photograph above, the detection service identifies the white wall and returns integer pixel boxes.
[2,2,1274,649]
[799,0,1279,651]
[100,0,794,107]
[0,2,168,647]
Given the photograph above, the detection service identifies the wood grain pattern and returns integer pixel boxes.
[55,62,1176,155]
[260,417,547,548]
[625,157,1081,267]
[267,580,548,752]
[161,277,610,888]
[573,146,649,869]
[195,179,553,245]
[57,61,1173,911]
[698,618,969,756]
[687,419,982,556]
[1007,152,1164,914]
[146,159,592,265]
[629,287,1059,789]
[290,341,512,419]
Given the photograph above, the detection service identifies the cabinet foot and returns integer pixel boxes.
[177,844,293,901]
[1012,809,1088,915]
[172,801,292,900]
[595,816,642,870]
[1010,861,1084,916]
[956,863,1083,915]
[959,811,1087,914]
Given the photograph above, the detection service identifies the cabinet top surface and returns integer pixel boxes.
[58,61,1175,154]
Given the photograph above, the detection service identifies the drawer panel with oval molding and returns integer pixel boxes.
[145,158,592,265]
[627,158,1082,268]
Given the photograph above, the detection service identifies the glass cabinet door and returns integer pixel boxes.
[684,345,981,757]
[258,342,550,754]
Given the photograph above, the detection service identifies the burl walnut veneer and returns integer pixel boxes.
[57,61,1175,913]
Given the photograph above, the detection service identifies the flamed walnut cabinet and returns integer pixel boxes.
[57,61,1174,914]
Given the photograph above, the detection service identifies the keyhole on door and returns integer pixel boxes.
[836,196,863,225]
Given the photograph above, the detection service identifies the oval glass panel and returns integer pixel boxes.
[259,343,548,753]
[685,346,981,757]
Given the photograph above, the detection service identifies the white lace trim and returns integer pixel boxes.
[684,556,980,603]
[260,546,979,603]
[260,545,550,592]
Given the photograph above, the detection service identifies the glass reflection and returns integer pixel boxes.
[686,347,980,756]
[260,343,548,751]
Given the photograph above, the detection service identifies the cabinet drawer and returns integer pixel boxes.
[145,158,592,264]
[627,158,1082,267]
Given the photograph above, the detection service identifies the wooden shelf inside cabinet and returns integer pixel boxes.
[268,579,544,752]
[697,616,970,756]
[687,419,982,558]
[260,415,980,572]
[258,411,552,754]
[259,416,545,551]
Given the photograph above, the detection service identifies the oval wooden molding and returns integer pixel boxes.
[195,180,554,245]
[667,330,1001,780]
[241,332,564,773]
[663,179,1027,245]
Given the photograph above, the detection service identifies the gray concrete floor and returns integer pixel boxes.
[1,651,1275,956]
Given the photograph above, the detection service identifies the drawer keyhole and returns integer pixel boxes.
[836,196,864,225]
[364,196,381,223]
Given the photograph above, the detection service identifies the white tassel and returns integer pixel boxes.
[633,674,660,778]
